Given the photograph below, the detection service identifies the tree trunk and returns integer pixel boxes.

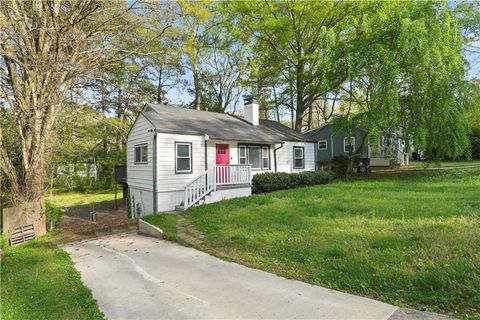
[157,67,163,104]
[294,62,305,131]
[193,69,202,110]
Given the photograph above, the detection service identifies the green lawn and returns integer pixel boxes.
[184,169,480,318]
[408,159,480,169]
[143,214,180,242]
[46,190,116,207]
[1,239,104,320]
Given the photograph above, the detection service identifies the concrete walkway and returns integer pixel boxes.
[62,233,441,320]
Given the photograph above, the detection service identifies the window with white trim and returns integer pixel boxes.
[134,144,148,164]
[175,142,192,173]
[239,145,247,164]
[344,136,356,153]
[238,144,270,170]
[293,146,304,169]
[262,146,269,170]
[318,140,328,150]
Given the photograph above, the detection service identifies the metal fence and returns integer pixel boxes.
[63,199,126,221]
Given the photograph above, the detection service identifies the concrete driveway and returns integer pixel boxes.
[63,233,398,320]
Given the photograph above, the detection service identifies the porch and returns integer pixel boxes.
[178,164,252,211]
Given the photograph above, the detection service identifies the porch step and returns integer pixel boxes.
[175,199,206,212]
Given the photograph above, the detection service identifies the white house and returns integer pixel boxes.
[126,98,316,216]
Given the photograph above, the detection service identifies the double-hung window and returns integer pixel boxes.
[239,145,247,164]
[175,142,192,173]
[293,146,304,169]
[134,144,148,164]
[344,136,356,153]
[238,144,270,170]
[318,140,328,150]
[261,146,269,169]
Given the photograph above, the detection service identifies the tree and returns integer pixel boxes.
[0,0,171,205]
[227,1,363,130]
[178,0,212,110]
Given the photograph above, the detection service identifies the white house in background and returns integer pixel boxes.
[126,98,316,216]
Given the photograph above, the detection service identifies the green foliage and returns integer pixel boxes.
[127,194,133,219]
[45,201,64,225]
[470,127,480,159]
[188,169,480,318]
[252,171,333,193]
[331,155,353,177]
[1,240,104,320]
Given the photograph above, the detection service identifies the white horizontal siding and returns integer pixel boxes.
[276,141,315,173]
[156,133,206,192]
[127,115,154,191]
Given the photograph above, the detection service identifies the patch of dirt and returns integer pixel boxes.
[57,207,137,241]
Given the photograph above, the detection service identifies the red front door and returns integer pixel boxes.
[216,144,230,184]
[216,144,230,165]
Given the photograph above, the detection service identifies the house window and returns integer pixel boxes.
[239,145,247,164]
[262,146,269,170]
[318,140,328,150]
[175,142,192,173]
[293,146,304,169]
[238,144,270,170]
[134,144,148,164]
[344,136,356,153]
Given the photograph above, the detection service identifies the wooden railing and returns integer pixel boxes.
[215,164,251,185]
[184,166,216,210]
[183,164,251,210]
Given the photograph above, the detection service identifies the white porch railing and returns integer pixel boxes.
[215,164,251,185]
[183,164,251,210]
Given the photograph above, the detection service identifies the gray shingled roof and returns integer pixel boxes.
[141,103,312,143]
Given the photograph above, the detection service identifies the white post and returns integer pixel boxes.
[184,186,188,208]
[213,165,217,191]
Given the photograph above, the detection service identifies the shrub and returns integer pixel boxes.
[331,155,351,176]
[45,201,64,229]
[252,170,334,193]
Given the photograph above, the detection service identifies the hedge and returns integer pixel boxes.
[252,170,334,193]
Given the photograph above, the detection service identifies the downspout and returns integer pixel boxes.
[314,141,317,171]
[204,141,208,171]
[152,130,158,213]
[203,134,209,171]
[273,142,284,172]
[330,134,334,159]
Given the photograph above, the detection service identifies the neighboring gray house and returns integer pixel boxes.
[304,124,368,164]
[305,123,408,167]
[126,99,316,216]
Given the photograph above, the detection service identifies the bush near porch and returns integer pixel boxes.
[186,169,480,318]
[252,170,334,193]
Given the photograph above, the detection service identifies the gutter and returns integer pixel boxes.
[273,142,285,172]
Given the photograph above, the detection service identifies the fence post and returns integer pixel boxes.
[90,203,96,223]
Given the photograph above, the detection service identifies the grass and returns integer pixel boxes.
[185,169,480,319]
[143,214,179,242]
[408,159,480,169]
[1,239,104,320]
[46,189,116,207]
